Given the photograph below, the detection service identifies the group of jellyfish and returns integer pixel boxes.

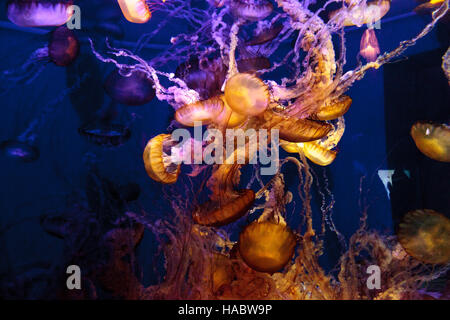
[1,0,449,299]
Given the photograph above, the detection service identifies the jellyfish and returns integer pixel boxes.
[117,0,166,23]
[245,22,283,46]
[329,0,391,27]
[237,57,271,74]
[104,70,156,106]
[410,121,450,162]
[0,139,40,162]
[398,209,450,264]
[302,142,338,166]
[79,122,132,147]
[414,0,445,15]
[212,253,234,294]
[193,164,255,227]
[7,0,74,28]
[175,97,224,127]
[360,28,380,62]
[314,95,352,121]
[238,220,297,273]
[224,73,269,117]
[443,47,450,85]
[1,26,80,92]
[230,0,273,21]
[143,134,181,184]
[216,96,248,128]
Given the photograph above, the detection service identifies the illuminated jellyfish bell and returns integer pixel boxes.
[79,122,131,147]
[7,0,74,28]
[314,95,352,121]
[238,221,297,273]
[414,0,445,15]
[411,121,450,162]
[230,0,273,21]
[329,0,391,27]
[398,209,450,264]
[0,140,39,162]
[216,96,247,128]
[175,97,224,127]
[280,141,338,166]
[117,0,151,23]
[193,189,255,227]
[49,26,80,67]
[360,28,380,62]
[263,110,332,143]
[224,73,269,117]
[104,70,156,106]
[143,134,181,184]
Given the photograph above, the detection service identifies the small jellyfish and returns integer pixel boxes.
[224,73,269,117]
[0,139,39,162]
[238,221,297,273]
[410,121,450,162]
[193,189,255,227]
[302,142,338,166]
[314,95,352,121]
[230,0,273,21]
[360,28,380,62]
[104,70,156,106]
[246,22,283,46]
[398,209,450,264]
[263,110,332,143]
[117,0,166,23]
[329,0,390,27]
[175,97,224,127]
[48,26,80,66]
[79,122,132,147]
[143,134,180,184]
[7,0,74,28]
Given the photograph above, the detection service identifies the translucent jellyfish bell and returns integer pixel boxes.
[302,142,338,166]
[398,209,450,264]
[0,139,39,162]
[246,22,283,46]
[329,0,390,27]
[238,221,297,273]
[230,0,274,21]
[224,73,269,117]
[411,121,450,162]
[360,28,380,62]
[104,70,156,106]
[314,96,352,121]
[117,0,152,23]
[49,26,80,67]
[175,97,224,127]
[143,134,181,184]
[7,0,74,28]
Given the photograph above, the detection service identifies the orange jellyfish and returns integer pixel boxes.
[193,164,255,227]
[414,0,445,15]
[216,96,248,128]
[238,221,297,273]
[263,110,332,143]
[212,253,235,294]
[143,134,180,184]
[224,73,270,117]
[410,121,450,162]
[314,95,352,121]
[360,28,380,62]
[230,0,273,21]
[302,142,338,166]
[398,209,450,264]
[117,0,166,23]
[329,0,390,27]
[175,97,224,127]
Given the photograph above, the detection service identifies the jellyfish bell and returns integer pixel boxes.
[230,0,273,21]
[212,253,234,294]
[143,134,181,184]
[360,28,380,62]
[117,0,151,23]
[302,142,338,166]
[314,95,352,121]
[246,22,283,46]
[104,70,156,106]
[224,73,269,117]
[79,122,131,147]
[193,189,255,227]
[48,26,80,67]
[175,97,224,127]
[237,57,271,74]
[0,139,39,162]
[410,121,450,162]
[414,0,445,15]
[7,0,74,28]
[238,221,297,273]
[398,209,450,264]
[215,96,248,128]
[329,0,390,27]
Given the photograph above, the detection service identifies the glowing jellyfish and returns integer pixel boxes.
[224,73,269,117]
[79,122,131,147]
[117,0,166,23]
[302,142,338,166]
[230,0,273,21]
[410,121,450,162]
[0,140,39,162]
[175,97,224,127]
[7,0,74,27]
[360,28,380,62]
[143,134,181,184]
[238,221,296,273]
[216,96,248,128]
[414,0,445,15]
[329,0,390,27]
[398,209,450,264]
[104,70,156,106]
[315,95,352,121]
[263,110,332,143]
[246,22,283,46]
[193,189,255,227]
